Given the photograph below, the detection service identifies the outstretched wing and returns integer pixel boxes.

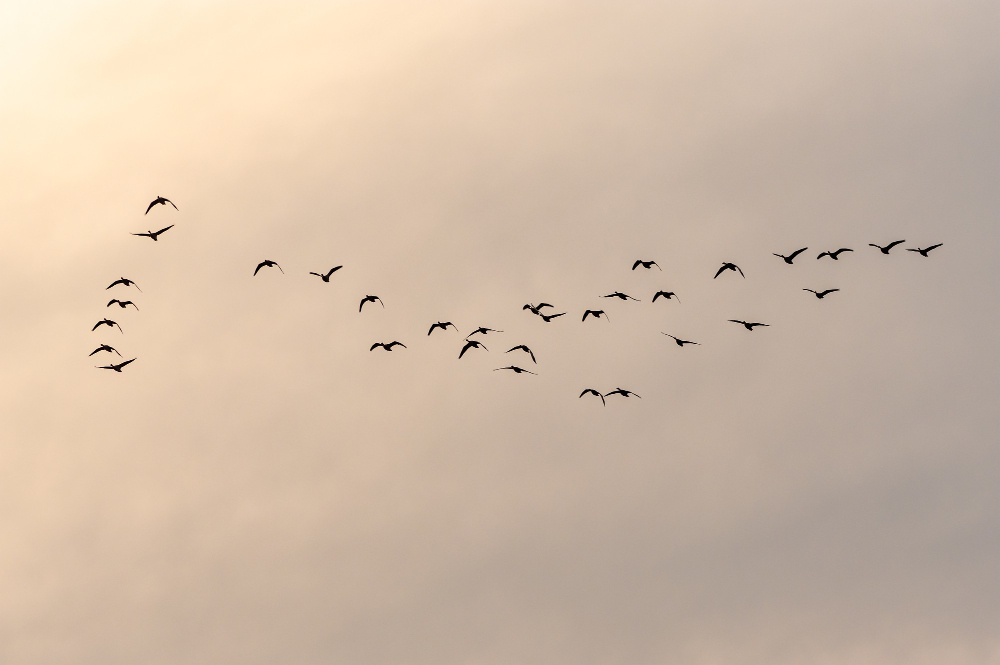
[735,265,745,277]
[117,358,136,369]
[924,243,943,252]
[885,239,905,250]
[144,200,156,214]
[166,198,178,210]
[789,247,808,260]
[370,343,382,351]
[632,260,641,270]
[154,225,174,236]
[714,265,726,278]
[254,262,265,276]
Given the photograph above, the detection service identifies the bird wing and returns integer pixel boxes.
[925,243,943,252]
[736,265,745,277]
[459,342,472,358]
[154,225,174,235]
[309,272,322,277]
[714,266,726,278]
[528,349,536,363]
[803,289,815,294]
[868,243,882,249]
[276,263,284,273]
[144,201,156,214]
[632,260,641,270]
[88,348,101,356]
[728,319,745,325]
[427,324,437,335]
[118,358,136,368]
[789,247,808,259]
[773,253,784,260]
[582,311,591,321]
[537,303,553,309]
[886,240,905,250]
[817,252,828,259]
[652,261,661,270]
[370,343,382,351]
[166,198,178,209]
[254,262,265,276]
[823,289,840,296]
[131,232,152,238]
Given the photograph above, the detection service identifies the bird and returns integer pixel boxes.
[773,247,808,264]
[107,299,138,310]
[494,365,536,375]
[106,277,141,292]
[907,244,943,257]
[602,291,640,301]
[88,344,121,357]
[359,295,384,312]
[131,225,174,241]
[96,358,136,372]
[714,262,745,278]
[582,309,609,322]
[632,259,661,271]
[540,312,566,322]
[428,321,458,335]
[254,259,283,276]
[370,341,406,351]
[869,240,906,254]
[309,266,343,281]
[817,248,853,260]
[144,196,177,214]
[605,388,640,399]
[459,339,487,359]
[506,345,536,363]
[652,290,680,303]
[523,302,554,315]
[803,288,840,299]
[466,327,502,338]
[579,389,605,406]
[662,333,699,346]
[729,319,769,331]
[92,318,122,333]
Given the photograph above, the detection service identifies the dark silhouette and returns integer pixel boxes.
[582,309,609,322]
[459,339,487,359]
[662,333,698,346]
[605,388,640,399]
[428,321,458,335]
[254,259,283,276]
[107,299,138,310]
[579,388,605,406]
[729,319,769,331]
[466,327,502,338]
[632,259,661,271]
[370,341,406,351]
[144,196,177,214]
[96,358,136,372]
[89,344,121,357]
[817,248,853,260]
[494,365,536,375]
[774,247,808,264]
[132,225,174,241]
[908,244,943,257]
[803,288,840,299]
[602,291,640,301]
[715,262,744,278]
[652,290,680,303]
[540,312,566,322]
[506,345,536,363]
[359,295,384,312]
[869,240,906,254]
[309,266,342,281]
[92,318,122,333]
[106,277,141,292]
[523,302,554,315]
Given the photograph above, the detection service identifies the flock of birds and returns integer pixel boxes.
[91,196,944,404]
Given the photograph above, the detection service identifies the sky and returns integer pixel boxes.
[1,1,998,663]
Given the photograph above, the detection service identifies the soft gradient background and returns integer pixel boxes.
[1,1,998,663]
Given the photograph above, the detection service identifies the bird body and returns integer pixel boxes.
[428,321,458,335]
[714,262,745,278]
[97,358,136,372]
[359,295,384,312]
[89,344,121,357]
[107,299,138,310]
[92,318,122,333]
[602,291,640,301]
[254,259,283,276]
[467,327,502,338]
[774,247,808,264]
[106,277,141,291]
[803,288,840,299]
[579,388,605,406]
[494,366,536,375]
[144,196,177,214]
[459,339,487,358]
[131,225,174,241]
[651,290,679,303]
[370,341,406,351]
[506,345,536,363]
[632,259,661,271]
[309,266,342,281]
[907,244,943,257]
[817,248,853,260]
[662,333,698,346]
[729,319,769,330]
[582,309,609,322]
[605,388,640,398]
[870,240,906,254]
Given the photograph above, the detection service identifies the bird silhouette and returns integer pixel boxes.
[652,290,680,303]
[605,388,640,399]
[107,299,138,310]
[459,339,487,359]
[803,288,840,299]
[715,262,744,278]
[370,341,406,351]
[359,295,384,312]
[869,240,906,254]
[428,321,459,335]
[540,312,566,322]
[602,291,640,301]
[817,248,853,260]
[89,344,121,357]
[506,345,536,363]
[92,318,122,333]
[579,388,605,406]
[494,365,536,375]
[523,302,554,315]
[582,309,609,322]
[729,319,769,330]
[632,259,661,271]
[132,225,174,241]
[773,247,808,264]
[309,266,342,281]
[466,327,502,338]
[662,333,699,346]
[106,277,141,292]
[254,259,283,276]
[907,244,943,257]
[96,358,136,372]
[144,196,177,214]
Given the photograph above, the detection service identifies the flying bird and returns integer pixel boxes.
[92,318,122,333]
[107,299,138,310]
[602,292,640,301]
[359,295,384,312]
[89,344,121,357]
[579,389,605,406]
[803,288,840,299]
[540,312,566,322]
[714,262,745,278]
[466,327,502,338]
[254,259,283,276]
[652,290,680,303]
[494,365,536,375]
[729,319,769,331]
[632,259,661,271]
[131,225,174,241]
[144,196,177,214]
[309,266,342,281]
[907,244,943,257]
[96,358,136,372]
[506,345,536,363]
[582,309,609,322]
[869,240,906,254]
[605,388,640,399]
[428,321,459,335]
[773,247,809,264]
[817,248,853,260]
[106,277,141,292]
[370,341,407,351]
[459,339,488,359]
[662,333,699,347]
[523,302,554,314]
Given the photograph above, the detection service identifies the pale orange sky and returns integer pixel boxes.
[1,2,998,663]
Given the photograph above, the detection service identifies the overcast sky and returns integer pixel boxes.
[1,1,998,663]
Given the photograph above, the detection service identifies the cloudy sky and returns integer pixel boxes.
[1,1,998,663]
